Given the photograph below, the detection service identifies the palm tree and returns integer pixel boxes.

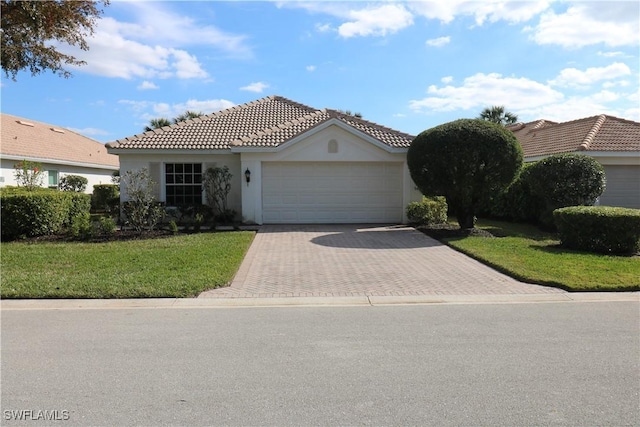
[478,106,518,125]
[173,110,203,124]
[144,117,171,132]
[143,111,204,132]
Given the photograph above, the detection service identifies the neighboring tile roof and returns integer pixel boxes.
[106,96,415,150]
[1,113,119,167]
[507,115,640,158]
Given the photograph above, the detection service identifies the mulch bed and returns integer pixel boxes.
[16,229,176,244]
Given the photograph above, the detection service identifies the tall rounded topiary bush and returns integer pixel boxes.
[407,119,523,229]
[527,153,606,227]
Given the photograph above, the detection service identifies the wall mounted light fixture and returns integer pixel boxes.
[244,168,251,185]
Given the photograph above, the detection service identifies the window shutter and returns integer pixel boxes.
[149,162,161,200]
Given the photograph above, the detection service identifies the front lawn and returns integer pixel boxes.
[426,219,639,292]
[1,232,255,298]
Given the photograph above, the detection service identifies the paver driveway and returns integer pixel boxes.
[199,224,565,298]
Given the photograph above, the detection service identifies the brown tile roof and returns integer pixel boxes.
[106,96,415,151]
[1,113,119,168]
[507,115,640,158]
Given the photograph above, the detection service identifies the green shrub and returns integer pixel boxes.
[59,175,88,192]
[67,193,92,227]
[407,119,522,229]
[481,163,544,223]
[169,220,179,235]
[98,216,117,236]
[69,212,94,240]
[92,184,119,212]
[1,188,92,241]
[554,206,640,254]
[528,154,606,228]
[1,188,71,240]
[406,196,448,225]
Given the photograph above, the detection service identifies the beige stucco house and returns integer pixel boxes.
[106,96,422,224]
[1,113,119,192]
[508,115,640,209]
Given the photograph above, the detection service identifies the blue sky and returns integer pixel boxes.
[1,1,638,143]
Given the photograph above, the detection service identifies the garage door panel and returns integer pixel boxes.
[262,162,403,223]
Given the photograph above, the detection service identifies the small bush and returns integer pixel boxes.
[59,175,88,192]
[98,216,117,236]
[169,220,179,235]
[406,196,448,225]
[554,206,640,254]
[67,193,92,227]
[69,212,94,240]
[528,154,606,228]
[92,184,119,212]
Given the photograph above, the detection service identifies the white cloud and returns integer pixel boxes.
[426,36,450,47]
[441,76,454,84]
[549,63,631,88]
[409,1,550,25]
[306,65,317,72]
[58,3,251,80]
[137,81,159,90]
[517,93,633,123]
[315,23,332,33]
[598,51,625,58]
[409,72,563,112]
[531,3,639,48]
[120,98,236,122]
[338,4,414,38]
[240,82,269,93]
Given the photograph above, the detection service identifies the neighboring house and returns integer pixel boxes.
[1,113,119,193]
[106,95,422,224]
[508,115,640,209]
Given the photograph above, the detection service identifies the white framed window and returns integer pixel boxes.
[165,163,203,206]
[48,170,59,188]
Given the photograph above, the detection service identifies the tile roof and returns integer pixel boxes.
[507,115,640,158]
[1,113,119,168]
[106,95,415,151]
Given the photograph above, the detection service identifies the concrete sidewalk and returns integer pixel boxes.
[1,292,638,310]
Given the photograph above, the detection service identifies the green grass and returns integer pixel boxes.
[441,219,640,291]
[1,232,255,298]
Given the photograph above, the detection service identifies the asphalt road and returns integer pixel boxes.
[1,302,639,426]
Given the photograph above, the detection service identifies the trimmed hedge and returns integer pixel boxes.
[407,196,448,225]
[0,188,91,241]
[480,163,543,223]
[553,206,640,255]
[528,154,606,227]
[92,184,119,212]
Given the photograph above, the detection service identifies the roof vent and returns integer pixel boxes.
[17,120,34,127]
[50,127,65,134]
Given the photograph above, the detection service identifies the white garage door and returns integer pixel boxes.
[262,162,403,223]
[600,165,640,209]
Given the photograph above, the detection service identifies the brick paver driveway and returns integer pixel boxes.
[199,224,565,298]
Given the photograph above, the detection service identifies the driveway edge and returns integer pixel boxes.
[1,292,637,310]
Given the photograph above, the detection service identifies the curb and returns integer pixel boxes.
[1,292,638,310]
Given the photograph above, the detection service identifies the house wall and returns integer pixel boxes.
[238,124,422,224]
[1,158,117,193]
[117,153,242,215]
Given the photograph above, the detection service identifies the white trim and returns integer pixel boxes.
[525,151,640,165]
[0,154,118,170]
[106,148,232,156]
